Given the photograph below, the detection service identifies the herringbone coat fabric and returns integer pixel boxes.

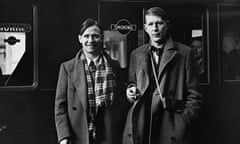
[55,51,128,144]
[123,37,202,144]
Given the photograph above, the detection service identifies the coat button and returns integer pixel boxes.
[176,109,183,113]
[72,107,77,110]
[171,136,177,142]
[127,133,132,137]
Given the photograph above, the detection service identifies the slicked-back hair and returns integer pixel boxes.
[144,7,169,23]
[79,18,103,35]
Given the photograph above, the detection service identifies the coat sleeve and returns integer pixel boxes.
[184,48,203,125]
[55,63,72,142]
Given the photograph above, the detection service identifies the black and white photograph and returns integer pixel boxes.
[0,1,240,144]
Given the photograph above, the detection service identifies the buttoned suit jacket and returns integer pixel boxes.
[123,37,202,144]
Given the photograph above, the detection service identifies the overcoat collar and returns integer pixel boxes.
[138,36,177,81]
[158,36,177,78]
[137,45,151,93]
[72,50,88,111]
[138,45,150,73]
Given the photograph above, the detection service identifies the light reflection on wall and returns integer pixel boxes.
[0,32,25,75]
[104,30,127,68]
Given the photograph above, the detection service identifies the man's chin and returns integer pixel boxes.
[152,38,164,44]
[88,49,100,54]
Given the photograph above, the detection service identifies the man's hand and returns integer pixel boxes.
[126,86,140,103]
[60,138,71,144]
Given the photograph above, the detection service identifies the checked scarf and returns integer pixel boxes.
[80,51,116,141]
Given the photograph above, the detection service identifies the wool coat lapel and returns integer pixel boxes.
[72,51,88,112]
[158,38,177,79]
[137,46,150,95]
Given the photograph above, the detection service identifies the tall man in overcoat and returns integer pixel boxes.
[55,18,128,144]
[123,7,202,144]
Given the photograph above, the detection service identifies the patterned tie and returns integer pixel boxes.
[89,61,96,82]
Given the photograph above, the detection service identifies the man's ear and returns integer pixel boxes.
[78,35,82,43]
[144,24,148,32]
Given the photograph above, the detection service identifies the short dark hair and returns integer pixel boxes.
[79,18,102,35]
[145,7,168,22]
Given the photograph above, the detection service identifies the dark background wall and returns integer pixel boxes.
[0,0,240,144]
[0,0,98,144]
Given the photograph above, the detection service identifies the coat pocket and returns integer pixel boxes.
[157,111,187,144]
[165,98,185,113]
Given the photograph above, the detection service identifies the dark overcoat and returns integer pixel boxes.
[55,51,128,144]
[123,37,202,144]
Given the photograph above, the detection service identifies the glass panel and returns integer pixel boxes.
[104,30,128,68]
[219,4,240,82]
[0,31,26,75]
[99,2,143,71]
[99,2,209,84]
[0,4,37,89]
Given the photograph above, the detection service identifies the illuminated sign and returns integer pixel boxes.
[0,23,29,75]
[111,19,136,35]
[0,23,31,33]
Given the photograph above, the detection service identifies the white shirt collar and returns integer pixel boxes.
[85,55,100,66]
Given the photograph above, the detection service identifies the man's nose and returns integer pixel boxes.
[153,24,159,31]
[88,36,94,42]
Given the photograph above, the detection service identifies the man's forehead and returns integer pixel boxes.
[82,26,101,34]
[145,15,164,22]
